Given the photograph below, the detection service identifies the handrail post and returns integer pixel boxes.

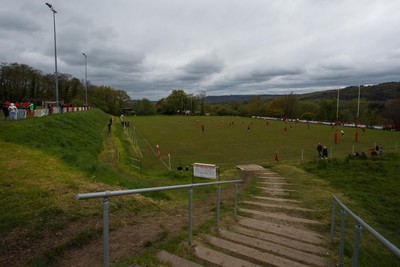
[339,209,347,266]
[102,197,110,267]
[234,183,238,220]
[188,187,193,245]
[217,184,221,231]
[352,224,363,267]
[330,196,336,242]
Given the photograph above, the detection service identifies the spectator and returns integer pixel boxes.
[2,103,9,121]
[317,143,323,158]
[29,102,34,116]
[8,103,18,120]
[322,146,328,159]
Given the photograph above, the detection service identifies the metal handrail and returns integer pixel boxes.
[76,179,242,267]
[330,195,400,266]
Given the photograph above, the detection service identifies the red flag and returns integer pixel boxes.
[334,129,338,144]
[355,128,359,143]
[156,145,161,159]
[275,150,279,161]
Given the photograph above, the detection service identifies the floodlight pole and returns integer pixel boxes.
[82,53,88,106]
[336,76,340,120]
[357,84,361,118]
[45,3,59,109]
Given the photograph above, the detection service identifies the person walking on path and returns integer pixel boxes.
[317,143,323,158]
[108,121,112,133]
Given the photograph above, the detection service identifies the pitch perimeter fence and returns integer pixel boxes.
[2,106,89,120]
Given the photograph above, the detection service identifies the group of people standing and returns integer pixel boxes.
[1,101,35,121]
[317,143,329,159]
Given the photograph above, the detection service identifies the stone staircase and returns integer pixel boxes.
[157,165,333,266]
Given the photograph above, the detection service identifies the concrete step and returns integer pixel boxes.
[238,216,325,244]
[257,176,288,181]
[156,250,202,267]
[204,234,309,267]
[259,181,291,185]
[239,208,322,224]
[194,245,262,267]
[259,187,297,192]
[219,230,331,267]
[232,225,328,255]
[243,200,314,212]
[258,189,290,196]
[253,196,301,203]
[237,164,266,171]
[256,172,287,177]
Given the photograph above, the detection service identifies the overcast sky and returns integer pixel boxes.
[1,1,400,100]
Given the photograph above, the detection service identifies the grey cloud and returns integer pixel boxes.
[177,53,224,82]
[0,13,41,33]
[1,0,400,101]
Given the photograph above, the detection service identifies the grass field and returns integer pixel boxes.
[127,115,400,171]
[1,111,400,266]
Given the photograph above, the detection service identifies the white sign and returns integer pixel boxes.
[193,163,217,179]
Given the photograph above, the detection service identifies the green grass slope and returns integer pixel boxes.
[0,110,170,266]
[301,156,400,266]
[1,109,112,179]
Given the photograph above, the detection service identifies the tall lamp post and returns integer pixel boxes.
[82,53,88,106]
[45,3,59,109]
[336,75,340,120]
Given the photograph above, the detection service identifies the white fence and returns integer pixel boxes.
[5,106,90,120]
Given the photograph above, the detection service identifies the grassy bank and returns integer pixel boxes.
[300,155,400,266]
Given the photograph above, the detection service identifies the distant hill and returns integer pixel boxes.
[132,81,400,104]
[205,94,279,104]
[205,82,400,104]
[299,82,400,102]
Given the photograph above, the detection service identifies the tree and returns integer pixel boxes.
[265,93,299,118]
[266,97,285,118]
[282,93,299,118]
[90,86,131,115]
[158,90,188,115]
[317,100,336,121]
[384,100,400,130]
[0,62,88,104]
[300,112,316,121]
[133,98,156,115]
[366,102,385,125]
[297,102,319,119]
[198,91,206,115]
[244,96,267,116]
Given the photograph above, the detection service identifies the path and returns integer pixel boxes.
[157,164,334,266]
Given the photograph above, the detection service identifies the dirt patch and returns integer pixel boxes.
[0,217,102,266]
